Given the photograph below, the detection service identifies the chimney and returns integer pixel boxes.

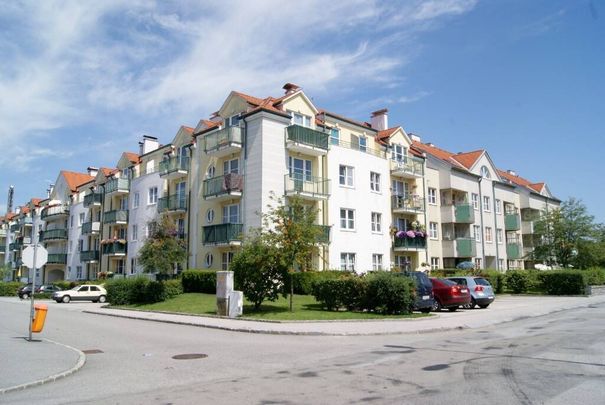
[283,83,301,95]
[47,183,54,199]
[87,166,98,177]
[140,135,159,155]
[409,133,421,142]
[507,169,517,176]
[427,142,434,147]
[370,109,388,131]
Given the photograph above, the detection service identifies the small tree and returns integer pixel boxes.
[231,234,288,310]
[138,215,187,276]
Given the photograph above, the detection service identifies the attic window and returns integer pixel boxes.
[480,166,491,179]
[289,111,311,128]
[227,114,241,127]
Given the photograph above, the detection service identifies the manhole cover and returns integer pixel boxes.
[172,353,208,360]
[82,349,104,354]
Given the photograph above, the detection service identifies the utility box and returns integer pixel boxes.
[228,291,243,318]
[32,304,48,333]
[216,271,234,316]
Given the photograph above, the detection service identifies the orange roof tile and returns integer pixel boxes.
[123,152,140,164]
[451,150,484,169]
[30,198,42,207]
[377,127,399,141]
[100,167,115,177]
[61,171,95,192]
[529,182,545,192]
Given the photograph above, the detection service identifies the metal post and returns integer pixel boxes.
[28,210,38,342]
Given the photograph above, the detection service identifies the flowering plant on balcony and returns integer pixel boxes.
[406,230,416,238]
[100,237,127,245]
[395,230,405,238]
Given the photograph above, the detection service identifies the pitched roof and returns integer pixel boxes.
[100,167,115,177]
[182,126,194,134]
[451,150,484,169]
[497,169,547,194]
[30,198,42,207]
[412,141,467,169]
[530,182,545,192]
[61,171,95,192]
[317,109,373,130]
[377,127,399,142]
[123,152,140,164]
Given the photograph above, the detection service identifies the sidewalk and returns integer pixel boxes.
[84,294,605,336]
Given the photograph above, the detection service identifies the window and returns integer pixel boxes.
[177,218,185,238]
[130,258,137,275]
[340,253,356,271]
[223,158,239,174]
[133,193,140,209]
[339,165,354,187]
[227,114,240,127]
[116,259,125,274]
[480,165,491,179]
[428,188,437,205]
[289,157,312,181]
[483,196,491,212]
[392,144,407,162]
[145,223,153,238]
[485,227,493,243]
[359,136,367,153]
[132,225,138,241]
[370,172,381,192]
[340,209,355,230]
[148,187,158,205]
[207,165,215,178]
[222,252,234,271]
[429,222,438,239]
[392,180,408,197]
[205,253,213,268]
[78,213,85,226]
[223,204,240,223]
[330,128,340,145]
[290,111,312,127]
[118,227,127,240]
[206,209,215,224]
[496,228,503,244]
[395,255,412,270]
[76,266,83,280]
[371,212,382,233]
[70,215,74,228]
[474,258,482,270]
[495,199,501,214]
[120,196,128,210]
[498,259,505,270]
[372,254,383,270]
[431,257,440,270]
[472,193,479,210]
[146,160,154,174]
[474,225,481,242]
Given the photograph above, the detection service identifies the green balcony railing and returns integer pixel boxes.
[47,253,67,264]
[159,156,190,177]
[83,193,103,207]
[390,157,424,176]
[82,221,100,234]
[203,174,244,198]
[505,213,521,231]
[506,243,522,259]
[0,244,5,252]
[456,237,476,257]
[80,250,100,262]
[10,223,21,232]
[202,223,243,245]
[391,195,425,212]
[286,125,329,150]
[102,242,127,255]
[284,174,330,198]
[0,228,6,237]
[40,228,68,241]
[157,195,188,213]
[105,177,130,194]
[393,237,427,250]
[104,210,128,224]
[314,225,331,244]
[9,242,20,251]
[454,204,475,223]
[204,126,243,153]
[41,205,70,220]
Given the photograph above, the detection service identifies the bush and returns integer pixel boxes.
[537,270,587,295]
[312,279,344,311]
[505,271,532,294]
[479,270,505,294]
[286,270,352,295]
[105,277,168,305]
[365,272,415,314]
[182,270,217,293]
[0,282,22,296]
[163,279,183,299]
[583,268,605,285]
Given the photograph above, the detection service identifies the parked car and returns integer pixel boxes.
[17,284,33,299]
[405,271,435,313]
[430,278,471,311]
[35,284,62,294]
[53,284,107,303]
[447,276,495,308]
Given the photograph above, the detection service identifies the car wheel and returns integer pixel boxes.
[62,295,71,303]
[479,304,490,309]
[448,306,458,312]
[463,298,477,309]
[55,300,62,303]
[420,308,431,314]
[22,293,29,299]
[98,295,107,303]
[432,300,442,312]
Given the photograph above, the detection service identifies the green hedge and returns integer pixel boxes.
[430,269,505,294]
[583,268,605,285]
[505,271,533,294]
[182,270,217,293]
[537,271,587,295]
[285,270,352,295]
[0,282,22,296]
[163,279,183,299]
[105,277,181,305]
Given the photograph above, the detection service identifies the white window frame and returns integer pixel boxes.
[495,199,501,214]
[483,196,491,212]
[222,204,240,223]
[339,165,354,187]
[132,224,138,241]
[205,253,213,268]
[148,187,158,205]
[78,213,85,226]
[472,193,479,210]
[340,208,355,230]
[370,172,381,192]
[429,222,438,239]
[330,128,340,145]
[372,254,383,271]
[392,144,407,162]
[133,192,140,209]
[485,226,493,243]
[359,136,367,153]
[223,158,239,175]
[496,228,503,244]
[290,111,312,127]
[222,252,234,271]
[340,253,356,271]
[431,257,440,270]
[475,258,482,270]
[76,266,83,280]
[474,225,481,242]
[428,188,437,205]
[371,212,382,233]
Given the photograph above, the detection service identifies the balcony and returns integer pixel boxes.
[40,228,68,241]
[390,157,424,178]
[393,237,427,251]
[47,253,67,265]
[506,243,522,259]
[80,250,100,262]
[391,195,425,214]
[0,229,6,237]
[285,125,329,156]
[443,237,476,258]
[10,223,21,232]
[202,223,243,246]
[41,205,70,220]
[203,174,243,201]
[82,221,101,235]
[83,193,102,207]
[505,212,521,231]
[204,126,243,157]
[284,174,330,200]
[441,203,475,224]
[9,242,20,251]
[314,225,331,244]
[0,244,5,252]
[158,195,188,213]
[104,210,128,224]
[102,241,127,256]
[159,156,190,180]
[19,217,33,226]
[105,178,130,195]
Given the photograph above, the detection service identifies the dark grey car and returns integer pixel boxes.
[447,276,495,308]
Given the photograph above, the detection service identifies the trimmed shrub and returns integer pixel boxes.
[364,272,415,315]
[312,279,345,311]
[583,268,605,285]
[163,279,183,299]
[182,270,217,293]
[479,270,505,294]
[0,282,22,296]
[286,270,352,295]
[145,281,166,303]
[537,271,587,295]
[340,276,368,311]
[105,278,134,305]
[505,271,532,294]
[105,276,167,305]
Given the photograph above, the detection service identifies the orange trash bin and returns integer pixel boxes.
[32,303,48,333]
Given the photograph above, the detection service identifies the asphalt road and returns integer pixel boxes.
[3,300,605,404]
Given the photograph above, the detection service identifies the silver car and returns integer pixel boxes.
[447,276,495,308]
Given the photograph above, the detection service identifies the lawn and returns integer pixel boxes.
[116,293,428,321]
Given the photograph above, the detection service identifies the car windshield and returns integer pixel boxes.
[474,278,491,286]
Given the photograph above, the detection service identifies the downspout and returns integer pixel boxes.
[421,155,429,269]
[477,177,486,268]
[186,144,193,270]
[492,182,499,271]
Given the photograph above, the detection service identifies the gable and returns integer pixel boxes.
[281,91,318,116]
[466,152,500,181]
[386,127,412,147]
[170,126,194,149]
[218,93,252,119]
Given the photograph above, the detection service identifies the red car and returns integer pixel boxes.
[430,278,471,312]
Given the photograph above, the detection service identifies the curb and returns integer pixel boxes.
[0,339,86,395]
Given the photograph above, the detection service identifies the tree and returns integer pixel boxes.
[138,215,187,275]
[532,198,600,268]
[231,234,288,310]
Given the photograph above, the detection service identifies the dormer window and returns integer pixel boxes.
[289,111,312,128]
[480,165,491,179]
[359,136,367,153]
[121,168,130,179]
[392,144,408,162]
[226,114,241,127]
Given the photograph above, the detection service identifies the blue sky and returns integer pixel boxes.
[1,0,603,222]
